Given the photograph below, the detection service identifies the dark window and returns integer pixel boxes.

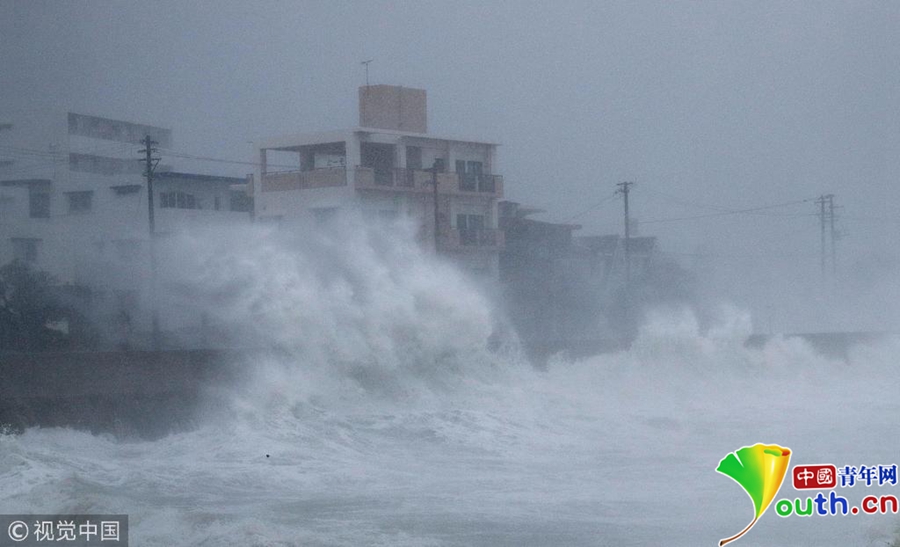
[111,184,142,195]
[67,191,93,213]
[29,192,50,218]
[406,146,422,170]
[69,153,143,175]
[177,192,196,209]
[457,214,485,245]
[160,191,198,210]
[432,158,445,173]
[457,161,483,191]
[229,191,252,212]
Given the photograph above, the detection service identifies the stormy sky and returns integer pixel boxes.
[2,0,899,329]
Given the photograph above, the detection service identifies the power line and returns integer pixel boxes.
[561,192,618,223]
[638,198,814,225]
[641,189,817,219]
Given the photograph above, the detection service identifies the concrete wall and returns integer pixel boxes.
[359,85,427,133]
[0,349,254,438]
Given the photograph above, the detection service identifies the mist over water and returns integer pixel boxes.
[2,219,899,546]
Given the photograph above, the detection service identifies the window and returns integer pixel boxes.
[68,153,144,175]
[67,191,93,213]
[406,146,422,170]
[29,192,50,218]
[178,192,196,209]
[230,191,252,212]
[457,161,484,191]
[0,195,13,218]
[432,158,445,172]
[160,191,198,209]
[111,184,141,195]
[11,238,40,263]
[457,214,485,245]
[214,195,221,211]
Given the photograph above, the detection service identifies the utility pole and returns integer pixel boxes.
[815,194,836,278]
[431,160,440,252]
[616,182,634,287]
[361,59,373,88]
[828,194,837,276]
[360,59,373,124]
[816,194,827,277]
[139,136,161,349]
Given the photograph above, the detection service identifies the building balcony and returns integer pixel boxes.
[260,167,347,192]
[439,228,505,251]
[354,167,503,197]
[457,173,503,194]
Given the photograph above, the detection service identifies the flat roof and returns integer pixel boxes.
[258,127,500,150]
[155,171,246,183]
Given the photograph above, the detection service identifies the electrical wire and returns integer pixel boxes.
[638,198,814,225]
[561,192,619,223]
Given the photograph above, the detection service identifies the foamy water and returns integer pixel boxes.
[2,220,898,546]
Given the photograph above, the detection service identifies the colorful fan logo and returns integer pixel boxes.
[716,443,791,546]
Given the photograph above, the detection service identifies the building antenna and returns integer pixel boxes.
[361,59,374,88]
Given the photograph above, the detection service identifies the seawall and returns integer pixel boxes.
[1,332,892,437]
[0,349,250,438]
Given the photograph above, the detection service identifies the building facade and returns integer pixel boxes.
[0,110,250,346]
[253,85,504,277]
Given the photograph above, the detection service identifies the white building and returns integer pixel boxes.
[253,85,504,277]
[0,110,251,345]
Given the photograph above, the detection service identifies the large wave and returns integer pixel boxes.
[2,217,898,546]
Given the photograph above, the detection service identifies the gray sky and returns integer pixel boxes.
[3,0,899,328]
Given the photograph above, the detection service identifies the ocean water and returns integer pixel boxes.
[1,220,898,546]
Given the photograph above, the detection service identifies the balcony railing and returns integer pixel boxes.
[356,167,440,191]
[260,167,347,192]
[355,167,503,197]
[458,173,501,194]
[439,228,504,251]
